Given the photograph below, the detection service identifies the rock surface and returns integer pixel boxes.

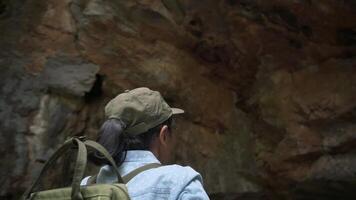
[0,0,356,199]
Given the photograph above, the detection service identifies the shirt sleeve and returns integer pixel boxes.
[178,178,210,200]
[80,176,90,186]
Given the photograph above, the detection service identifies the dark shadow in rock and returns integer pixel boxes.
[0,0,6,15]
[340,51,356,59]
[209,192,269,200]
[301,25,313,38]
[85,74,104,102]
[267,6,299,32]
[292,180,356,200]
[225,0,237,6]
[0,0,10,19]
[187,17,203,38]
[337,28,356,46]
[289,39,303,49]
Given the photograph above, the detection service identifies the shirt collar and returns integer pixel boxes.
[122,150,160,163]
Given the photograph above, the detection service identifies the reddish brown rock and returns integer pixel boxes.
[0,0,355,199]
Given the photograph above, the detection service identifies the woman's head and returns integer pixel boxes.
[91,117,175,165]
[91,87,183,165]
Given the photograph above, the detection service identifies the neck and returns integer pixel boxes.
[149,143,161,162]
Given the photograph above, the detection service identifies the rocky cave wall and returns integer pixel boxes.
[0,0,356,199]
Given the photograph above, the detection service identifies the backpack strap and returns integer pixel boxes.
[122,163,161,183]
[23,138,125,200]
[22,138,88,200]
[87,174,98,185]
[87,163,161,185]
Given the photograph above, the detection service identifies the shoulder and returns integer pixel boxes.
[135,164,204,191]
[127,164,203,186]
[80,176,90,185]
[156,164,203,181]
[151,165,208,199]
[127,164,205,199]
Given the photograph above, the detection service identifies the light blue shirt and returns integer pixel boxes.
[81,151,210,200]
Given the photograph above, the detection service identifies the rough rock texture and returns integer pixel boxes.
[0,0,356,199]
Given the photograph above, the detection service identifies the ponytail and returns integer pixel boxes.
[89,118,127,166]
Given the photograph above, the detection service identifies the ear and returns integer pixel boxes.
[159,125,170,146]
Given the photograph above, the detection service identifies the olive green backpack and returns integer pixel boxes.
[22,137,159,200]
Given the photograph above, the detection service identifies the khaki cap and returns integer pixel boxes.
[105,87,184,136]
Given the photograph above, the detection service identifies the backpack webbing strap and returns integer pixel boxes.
[22,138,87,200]
[122,163,161,183]
[87,174,97,185]
[87,163,161,185]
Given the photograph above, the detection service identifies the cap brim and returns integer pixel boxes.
[172,108,184,115]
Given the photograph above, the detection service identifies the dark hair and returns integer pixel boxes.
[90,117,172,166]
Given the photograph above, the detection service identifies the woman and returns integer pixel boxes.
[81,87,209,200]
